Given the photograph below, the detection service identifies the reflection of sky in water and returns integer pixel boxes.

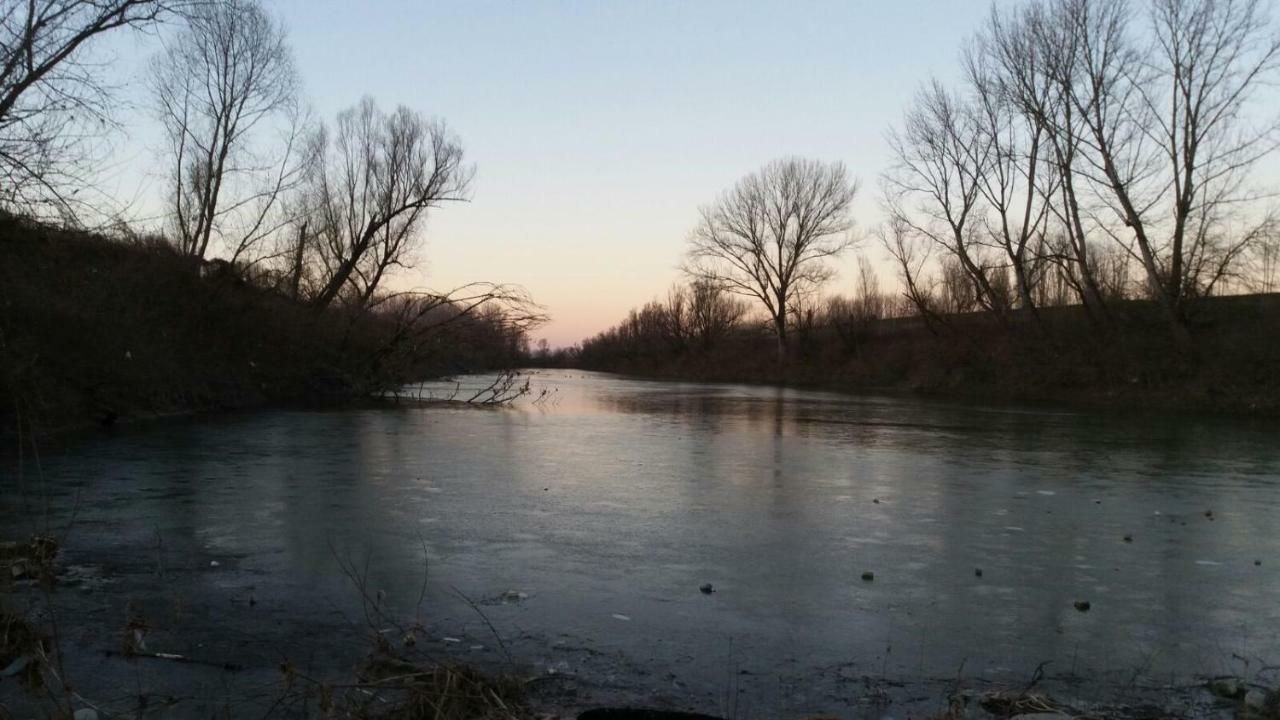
[7,369,1280,710]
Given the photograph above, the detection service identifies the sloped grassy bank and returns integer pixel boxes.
[0,214,516,438]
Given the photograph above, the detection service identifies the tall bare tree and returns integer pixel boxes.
[884,81,1011,320]
[966,25,1058,317]
[979,1,1112,317]
[308,97,472,310]
[1055,0,1280,343]
[0,0,177,218]
[685,157,858,361]
[152,0,311,263]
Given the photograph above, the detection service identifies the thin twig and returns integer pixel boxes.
[450,586,514,670]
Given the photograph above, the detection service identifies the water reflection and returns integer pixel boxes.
[6,369,1280,711]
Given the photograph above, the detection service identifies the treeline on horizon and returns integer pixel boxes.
[0,0,543,434]
[549,0,1280,412]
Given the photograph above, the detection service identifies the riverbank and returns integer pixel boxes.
[0,214,522,439]
[569,294,1280,417]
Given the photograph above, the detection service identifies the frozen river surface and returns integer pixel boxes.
[3,370,1279,716]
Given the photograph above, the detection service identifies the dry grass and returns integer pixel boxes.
[0,536,58,587]
[364,663,527,720]
[279,653,530,720]
[0,537,59,696]
[977,690,1065,717]
[0,605,48,693]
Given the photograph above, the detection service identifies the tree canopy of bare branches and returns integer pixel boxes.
[0,0,177,219]
[882,0,1280,347]
[686,278,748,351]
[878,212,945,333]
[884,81,1018,320]
[1072,0,1280,339]
[966,27,1058,316]
[981,1,1113,315]
[151,0,312,264]
[307,97,473,310]
[685,157,858,360]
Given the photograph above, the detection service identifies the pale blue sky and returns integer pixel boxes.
[114,1,1001,345]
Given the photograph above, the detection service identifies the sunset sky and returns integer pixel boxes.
[111,1,1000,346]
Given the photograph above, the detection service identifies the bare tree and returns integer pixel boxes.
[854,253,886,320]
[940,256,982,314]
[308,97,473,310]
[271,151,332,300]
[152,0,312,264]
[1033,251,1077,306]
[966,24,1058,317]
[984,0,1112,317]
[878,213,944,334]
[884,81,1011,320]
[789,288,823,357]
[281,213,314,300]
[685,157,858,361]
[0,0,178,218]
[686,278,747,351]
[1055,0,1280,343]
[826,254,886,356]
[1244,215,1280,293]
[1145,0,1279,303]
[661,284,692,352]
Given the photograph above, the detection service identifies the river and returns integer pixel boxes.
[3,369,1279,717]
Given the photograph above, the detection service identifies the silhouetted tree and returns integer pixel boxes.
[308,98,473,309]
[0,0,179,218]
[151,0,313,263]
[685,157,858,361]
[982,1,1109,316]
[966,30,1055,317]
[884,81,1012,321]
[687,279,748,351]
[1245,217,1280,293]
[878,213,944,334]
[1050,0,1279,344]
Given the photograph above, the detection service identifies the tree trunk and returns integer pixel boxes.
[314,222,376,310]
[773,314,788,364]
[313,262,353,309]
[289,222,307,300]
[1155,288,1193,353]
[1013,261,1037,316]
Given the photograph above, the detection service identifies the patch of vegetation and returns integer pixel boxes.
[0,537,58,588]
[567,286,1280,415]
[0,213,532,438]
[0,604,48,694]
